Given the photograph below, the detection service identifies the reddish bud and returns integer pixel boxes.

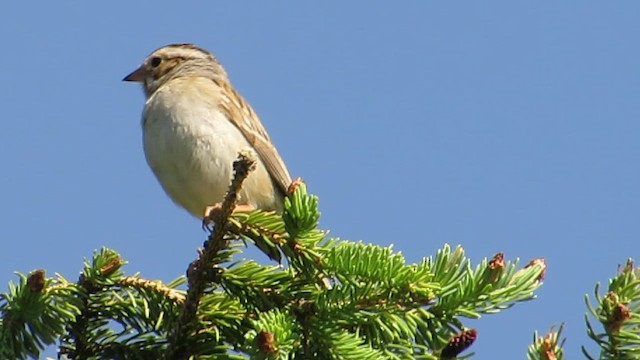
[442,329,477,358]
[256,330,277,354]
[27,269,46,292]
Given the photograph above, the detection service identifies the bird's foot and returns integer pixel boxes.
[201,203,256,232]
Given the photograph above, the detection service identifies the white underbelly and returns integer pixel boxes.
[143,100,250,216]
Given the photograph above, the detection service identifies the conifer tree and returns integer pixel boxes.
[1,153,631,359]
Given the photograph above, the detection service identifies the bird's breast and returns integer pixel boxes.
[141,79,251,216]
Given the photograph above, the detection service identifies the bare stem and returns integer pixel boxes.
[166,150,257,359]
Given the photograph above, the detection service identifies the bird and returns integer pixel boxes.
[123,43,292,220]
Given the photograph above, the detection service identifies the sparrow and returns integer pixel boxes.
[123,43,292,220]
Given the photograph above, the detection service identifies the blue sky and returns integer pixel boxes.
[2,2,639,358]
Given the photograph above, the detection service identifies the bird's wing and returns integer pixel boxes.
[213,78,292,194]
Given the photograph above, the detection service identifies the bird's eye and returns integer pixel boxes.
[150,57,162,68]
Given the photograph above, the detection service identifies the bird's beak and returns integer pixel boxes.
[123,66,145,82]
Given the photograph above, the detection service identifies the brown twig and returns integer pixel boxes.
[118,276,185,304]
[225,218,284,262]
[166,150,257,359]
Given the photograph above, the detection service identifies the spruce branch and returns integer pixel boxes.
[1,172,558,359]
[528,324,565,360]
[226,210,286,263]
[60,248,124,359]
[166,150,257,359]
[583,259,640,360]
[0,270,80,360]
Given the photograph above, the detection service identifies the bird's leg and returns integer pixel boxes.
[201,203,255,232]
